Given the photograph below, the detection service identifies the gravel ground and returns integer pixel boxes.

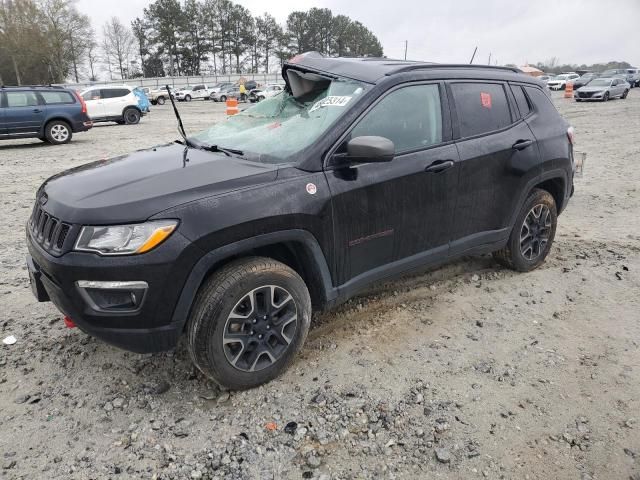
[1,92,639,480]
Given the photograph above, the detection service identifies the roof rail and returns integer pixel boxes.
[387,63,522,76]
[0,84,64,89]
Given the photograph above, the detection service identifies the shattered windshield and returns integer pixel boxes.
[193,77,367,164]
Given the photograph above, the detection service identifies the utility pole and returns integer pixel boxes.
[404,40,408,60]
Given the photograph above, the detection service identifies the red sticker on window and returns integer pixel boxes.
[480,92,492,108]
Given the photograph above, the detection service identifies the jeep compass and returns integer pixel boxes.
[26,52,575,389]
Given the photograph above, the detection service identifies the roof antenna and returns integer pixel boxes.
[469,46,478,64]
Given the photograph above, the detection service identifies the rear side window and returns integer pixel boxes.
[83,90,101,100]
[101,88,130,99]
[6,91,39,107]
[350,84,443,153]
[451,82,512,138]
[524,86,559,116]
[511,85,531,117]
[41,91,75,104]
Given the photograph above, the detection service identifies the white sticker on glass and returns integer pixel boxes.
[309,95,352,113]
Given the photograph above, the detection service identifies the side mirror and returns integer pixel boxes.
[340,136,395,164]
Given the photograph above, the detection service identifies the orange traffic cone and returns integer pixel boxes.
[226,98,239,115]
[564,82,574,99]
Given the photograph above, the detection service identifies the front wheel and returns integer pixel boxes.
[493,188,557,272]
[185,95,192,102]
[156,96,166,105]
[123,108,141,125]
[219,95,227,102]
[187,257,311,390]
[621,89,629,99]
[45,120,72,145]
[603,92,610,102]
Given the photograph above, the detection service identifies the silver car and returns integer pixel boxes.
[574,77,630,102]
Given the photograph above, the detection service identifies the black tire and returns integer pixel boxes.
[156,96,166,105]
[185,94,192,102]
[603,92,610,102]
[151,100,157,106]
[258,95,265,102]
[493,188,557,272]
[187,257,312,390]
[123,108,141,125]
[219,95,227,102]
[621,89,629,99]
[44,120,72,145]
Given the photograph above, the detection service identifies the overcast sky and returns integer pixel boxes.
[77,0,640,68]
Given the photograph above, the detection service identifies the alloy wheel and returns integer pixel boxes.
[222,285,298,372]
[520,204,552,261]
[50,124,69,142]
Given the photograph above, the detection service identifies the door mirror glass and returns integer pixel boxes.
[344,136,394,163]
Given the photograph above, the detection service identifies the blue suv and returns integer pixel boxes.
[0,86,92,145]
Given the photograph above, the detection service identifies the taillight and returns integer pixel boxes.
[567,126,575,146]
[75,90,87,114]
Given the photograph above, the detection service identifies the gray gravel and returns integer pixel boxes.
[1,93,639,479]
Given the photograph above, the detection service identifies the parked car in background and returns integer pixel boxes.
[248,84,284,102]
[538,74,553,82]
[574,77,630,101]
[624,68,639,87]
[547,73,580,90]
[133,87,151,114]
[175,84,216,102]
[81,85,146,125]
[26,55,576,389]
[0,86,92,144]
[210,82,234,93]
[147,87,173,105]
[211,85,240,102]
[572,72,599,89]
[237,80,258,91]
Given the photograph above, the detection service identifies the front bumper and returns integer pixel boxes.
[26,227,203,353]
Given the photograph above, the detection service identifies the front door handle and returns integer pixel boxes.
[32,109,42,113]
[425,160,454,173]
[512,139,533,150]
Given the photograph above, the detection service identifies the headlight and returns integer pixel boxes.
[74,220,178,255]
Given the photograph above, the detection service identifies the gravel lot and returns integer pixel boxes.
[1,92,639,480]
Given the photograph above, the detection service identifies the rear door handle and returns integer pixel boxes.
[512,139,533,150]
[425,160,455,173]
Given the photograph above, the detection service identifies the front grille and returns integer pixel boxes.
[578,92,593,98]
[29,200,73,255]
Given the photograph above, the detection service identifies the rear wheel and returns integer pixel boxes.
[187,257,311,390]
[45,120,72,145]
[123,108,141,125]
[621,89,629,99]
[493,188,557,272]
[156,96,166,105]
[185,94,192,102]
[219,95,227,102]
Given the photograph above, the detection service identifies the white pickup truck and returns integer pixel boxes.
[175,84,215,102]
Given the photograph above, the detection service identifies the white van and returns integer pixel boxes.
[80,85,145,124]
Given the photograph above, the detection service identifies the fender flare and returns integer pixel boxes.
[169,229,336,332]
[508,168,570,228]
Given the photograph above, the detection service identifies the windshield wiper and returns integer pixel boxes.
[166,84,198,148]
[200,144,244,157]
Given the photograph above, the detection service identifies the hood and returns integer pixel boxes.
[40,143,279,224]
[577,85,610,92]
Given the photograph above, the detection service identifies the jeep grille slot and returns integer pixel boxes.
[29,202,73,255]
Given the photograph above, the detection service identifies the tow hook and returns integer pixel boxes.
[63,316,76,329]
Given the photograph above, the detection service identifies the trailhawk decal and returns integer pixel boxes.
[309,95,352,113]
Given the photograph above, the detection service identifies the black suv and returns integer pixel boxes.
[1,86,92,144]
[26,54,575,389]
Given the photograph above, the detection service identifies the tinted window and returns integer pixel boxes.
[524,86,558,116]
[451,83,512,137]
[41,91,75,104]
[511,85,531,117]
[351,84,442,153]
[101,88,130,99]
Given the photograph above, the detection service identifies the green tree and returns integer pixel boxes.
[256,13,282,73]
[145,0,184,76]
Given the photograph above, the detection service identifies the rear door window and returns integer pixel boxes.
[83,90,101,100]
[41,91,75,104]
[350,83,443,153]
[6,91,40,107]
[451,82,512,138]
[511,85,531,117]
[101,88,130,99]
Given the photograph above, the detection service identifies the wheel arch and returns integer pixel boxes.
[121,105,141,117]
[171,230,336,333]
[509,170,569,228]
[40,116,72,135]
